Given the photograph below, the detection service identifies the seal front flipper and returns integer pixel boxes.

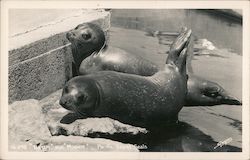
[60,112,86,124]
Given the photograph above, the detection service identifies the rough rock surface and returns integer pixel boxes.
[9,97,144,151]
[48,118,148,137]
[9,99,51,146]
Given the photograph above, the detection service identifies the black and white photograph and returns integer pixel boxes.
[1,1,249,160]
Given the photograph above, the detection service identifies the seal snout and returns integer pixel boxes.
[66,32,76,41]
[222,95,242,105]
[59,97,66,106]
[59,97,73,111]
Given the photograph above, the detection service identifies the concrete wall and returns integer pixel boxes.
[9,9,111,103]
[111,9,242,54]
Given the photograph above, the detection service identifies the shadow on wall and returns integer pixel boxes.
[111,9,242,54]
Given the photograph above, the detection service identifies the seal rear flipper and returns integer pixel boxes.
[166,28,191,65]
[176,47,188,76]
[186,35,194,74]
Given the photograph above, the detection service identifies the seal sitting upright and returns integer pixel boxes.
[60,28,191,129]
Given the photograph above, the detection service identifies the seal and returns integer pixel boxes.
[185,75,242,106]
[66,23,158,76]
[59,29,191,129]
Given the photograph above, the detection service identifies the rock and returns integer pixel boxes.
[40,89,70,124]
[9,99,51,147]
[195,39,216,51]
[48,117,148,137]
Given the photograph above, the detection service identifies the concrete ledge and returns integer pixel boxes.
[9,9,111,103]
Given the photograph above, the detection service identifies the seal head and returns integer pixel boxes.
[59,77,100,116]
[185,75,242,106]
[66,23,106,75]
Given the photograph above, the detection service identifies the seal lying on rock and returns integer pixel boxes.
[60,29,191,129]
[67,23,241,106]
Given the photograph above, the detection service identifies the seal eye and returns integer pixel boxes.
[205,91,219,98]
[82,33,91,40]
[78,95,86,102]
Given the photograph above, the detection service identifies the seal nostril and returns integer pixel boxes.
[66,32,76,40]
[66,32,72,40]
[59,99,64,105]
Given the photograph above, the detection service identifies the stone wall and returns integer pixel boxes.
[9,9,111,103]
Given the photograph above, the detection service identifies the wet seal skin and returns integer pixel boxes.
[68,23,241,106]
[60,29,191,130]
